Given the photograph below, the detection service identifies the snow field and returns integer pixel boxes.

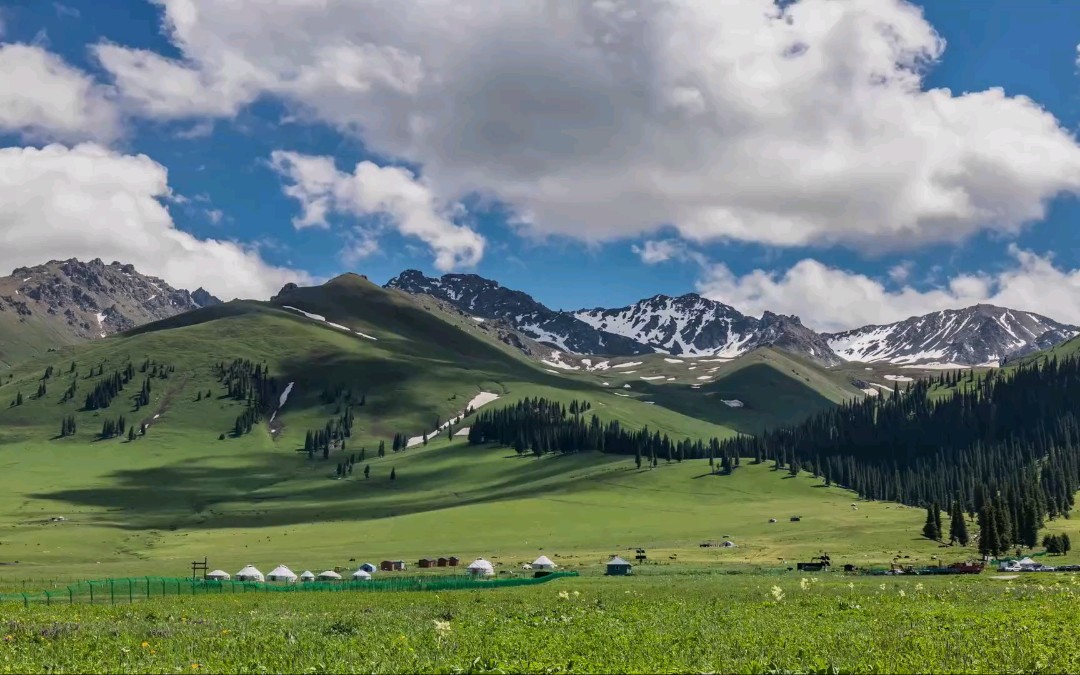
[406,392,500,448]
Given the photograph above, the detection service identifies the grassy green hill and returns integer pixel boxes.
[0,275,948,579]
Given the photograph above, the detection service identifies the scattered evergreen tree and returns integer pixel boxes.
[949,501,969,546]
[129,427,137,442]
[923,505,940,541]
[364,464,370,479]
[390,467,396,481]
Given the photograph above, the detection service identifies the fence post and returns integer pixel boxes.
[89,582,94,605]
[45,591,51,606]
[146,577,151,599]
[21,593,28,608]
[109,579,115,605]
[128,579,133,604]
[68,587,73,604]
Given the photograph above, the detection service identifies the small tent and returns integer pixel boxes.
[235,565,264,582]
[267,564,298,582]
[606,556,632,576]
[531,555,557,570]
[299,570,315,582]
[466,558,495,577]
[206,570,230,580]
[317,570,342,580]
[722,541,737,548]
[359,563,377,573]
[352,569,372,580]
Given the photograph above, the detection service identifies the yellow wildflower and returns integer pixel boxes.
[558,590,570,600]
[140,641,150,649]
[770,585,785,601]
[800,577,810,590]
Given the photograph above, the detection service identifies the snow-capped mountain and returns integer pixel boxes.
[387,270,840,363]
[824,305,1079,366]
[385,270,653,356]
[575,294,842,365]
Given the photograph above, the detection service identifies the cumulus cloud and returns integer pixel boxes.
[91,0,1080,253]
[0,43,121,143]
[269,150,485,270]
[0,143,311,300]
[696,246,1080,332]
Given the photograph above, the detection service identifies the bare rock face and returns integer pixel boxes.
[0,258,222,341]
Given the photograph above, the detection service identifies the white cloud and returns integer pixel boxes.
[696,246,1080,332]
[92,0,1080,253]
[632,239,707,266]
[0,43,121,143]
[269,150,485,270]
[0,143,310,300]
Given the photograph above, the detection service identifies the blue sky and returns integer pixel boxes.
[2,0,1080,330]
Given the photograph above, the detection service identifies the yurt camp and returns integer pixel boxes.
[267,565,298,582]
[359,563,377,574]
[206,570,230,581]
[352,569,372,580]
[235,565,264,582]
[299,570,315,582]
[466,558,495,577]
[317,570,342,581]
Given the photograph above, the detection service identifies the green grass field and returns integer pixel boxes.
[0,275,1075,604]
[1,573,1079,673]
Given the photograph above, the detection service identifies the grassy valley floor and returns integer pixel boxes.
[1,573,1078,673]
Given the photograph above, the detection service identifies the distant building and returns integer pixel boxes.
[531,555,557,570]
[447,556,460,567]
[235,565,264,582]
[466,558,495,577]
[418,558,436,568]
[380,560,407,571]
[606,556,633,576]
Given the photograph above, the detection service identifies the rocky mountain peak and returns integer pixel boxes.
[0,258,221,345]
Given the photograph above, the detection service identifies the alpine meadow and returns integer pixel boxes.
[3,1,1080,673]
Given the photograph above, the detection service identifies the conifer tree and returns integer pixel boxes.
[390,467,396,481]
[949,501,969,546]
[364,464,370,479]
[932,502,943,539]
[922,505,940,541]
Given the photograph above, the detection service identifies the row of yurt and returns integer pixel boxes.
[214,565,373,582]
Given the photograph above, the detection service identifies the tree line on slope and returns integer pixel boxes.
[716,357,1080,553]
[466,397,740,470]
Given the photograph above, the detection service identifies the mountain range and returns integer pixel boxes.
[0,259,1075,370]
[387,269,1079,368]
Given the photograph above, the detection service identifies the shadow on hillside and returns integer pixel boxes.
[646,362,840,435]
[31,447,613,532]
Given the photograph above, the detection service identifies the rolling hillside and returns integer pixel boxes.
[0,273,923,578]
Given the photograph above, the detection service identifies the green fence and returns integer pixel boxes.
[0,571,580,607]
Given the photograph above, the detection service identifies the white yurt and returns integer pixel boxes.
[317,570,342,580]
[206,570,230,580]
[531,555,557,570]
[235,565,264,582]
[299,570,315,582]
[352,569,372,580]
[466,558,495,577]
[267,564,298,582]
